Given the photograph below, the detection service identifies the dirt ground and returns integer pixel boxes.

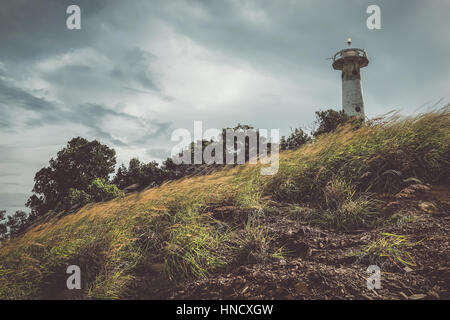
[154,184,449,300]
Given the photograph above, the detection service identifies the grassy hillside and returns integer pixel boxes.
[0,109,449,299]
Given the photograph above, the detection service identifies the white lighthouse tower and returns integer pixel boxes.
[332,38,369,117]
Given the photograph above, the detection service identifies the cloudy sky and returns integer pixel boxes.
[0,0,449,214]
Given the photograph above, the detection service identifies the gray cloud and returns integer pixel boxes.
[0,0,449,212]
[0,193,29,213]
[0,173,20,177]
[112,48,160,92]
[146,148,171,160]
[0,0,110,61]
[0,78,54,112]
[1,75,172,146]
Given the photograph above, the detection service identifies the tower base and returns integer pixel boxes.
[342,78,365,117]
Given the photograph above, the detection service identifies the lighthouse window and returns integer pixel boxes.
[355,106,361,112]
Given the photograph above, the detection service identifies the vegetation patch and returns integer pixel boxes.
[353,233,425,268]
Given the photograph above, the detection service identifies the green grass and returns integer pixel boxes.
[354,233,425,267]
[302,177,383,231]
[0,109,448,298]
[163,201,230,282]
[232,211,284,264]
[309,194,382,232]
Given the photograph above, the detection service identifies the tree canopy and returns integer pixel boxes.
[27,137,117,216]
[312,109,351,137]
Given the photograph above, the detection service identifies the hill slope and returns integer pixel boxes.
[0,110,449,299]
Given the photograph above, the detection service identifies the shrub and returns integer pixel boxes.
[113,158,164,190]
[63,188,92,209]
[312,109,351,137]
[88,178,123,202]
[6,211,29,237]
[280,128,311,150]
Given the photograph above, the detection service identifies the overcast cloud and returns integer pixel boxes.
[0,0,449,213]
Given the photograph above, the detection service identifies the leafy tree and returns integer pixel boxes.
[63,188,92,210]
[161,157,188,180]
[87,178,123,202]
[113,158,164,190]
[6,210,29,237]
[280,128,311,150]
[27,137,117,216]
[112,164,129,189]
[61,179,122,210]
[127,158,143,183]
[157,124,274,181]
[140,161,164,187]
[312,109,351,137]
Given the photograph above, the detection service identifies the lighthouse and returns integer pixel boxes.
[332,38,369,118]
